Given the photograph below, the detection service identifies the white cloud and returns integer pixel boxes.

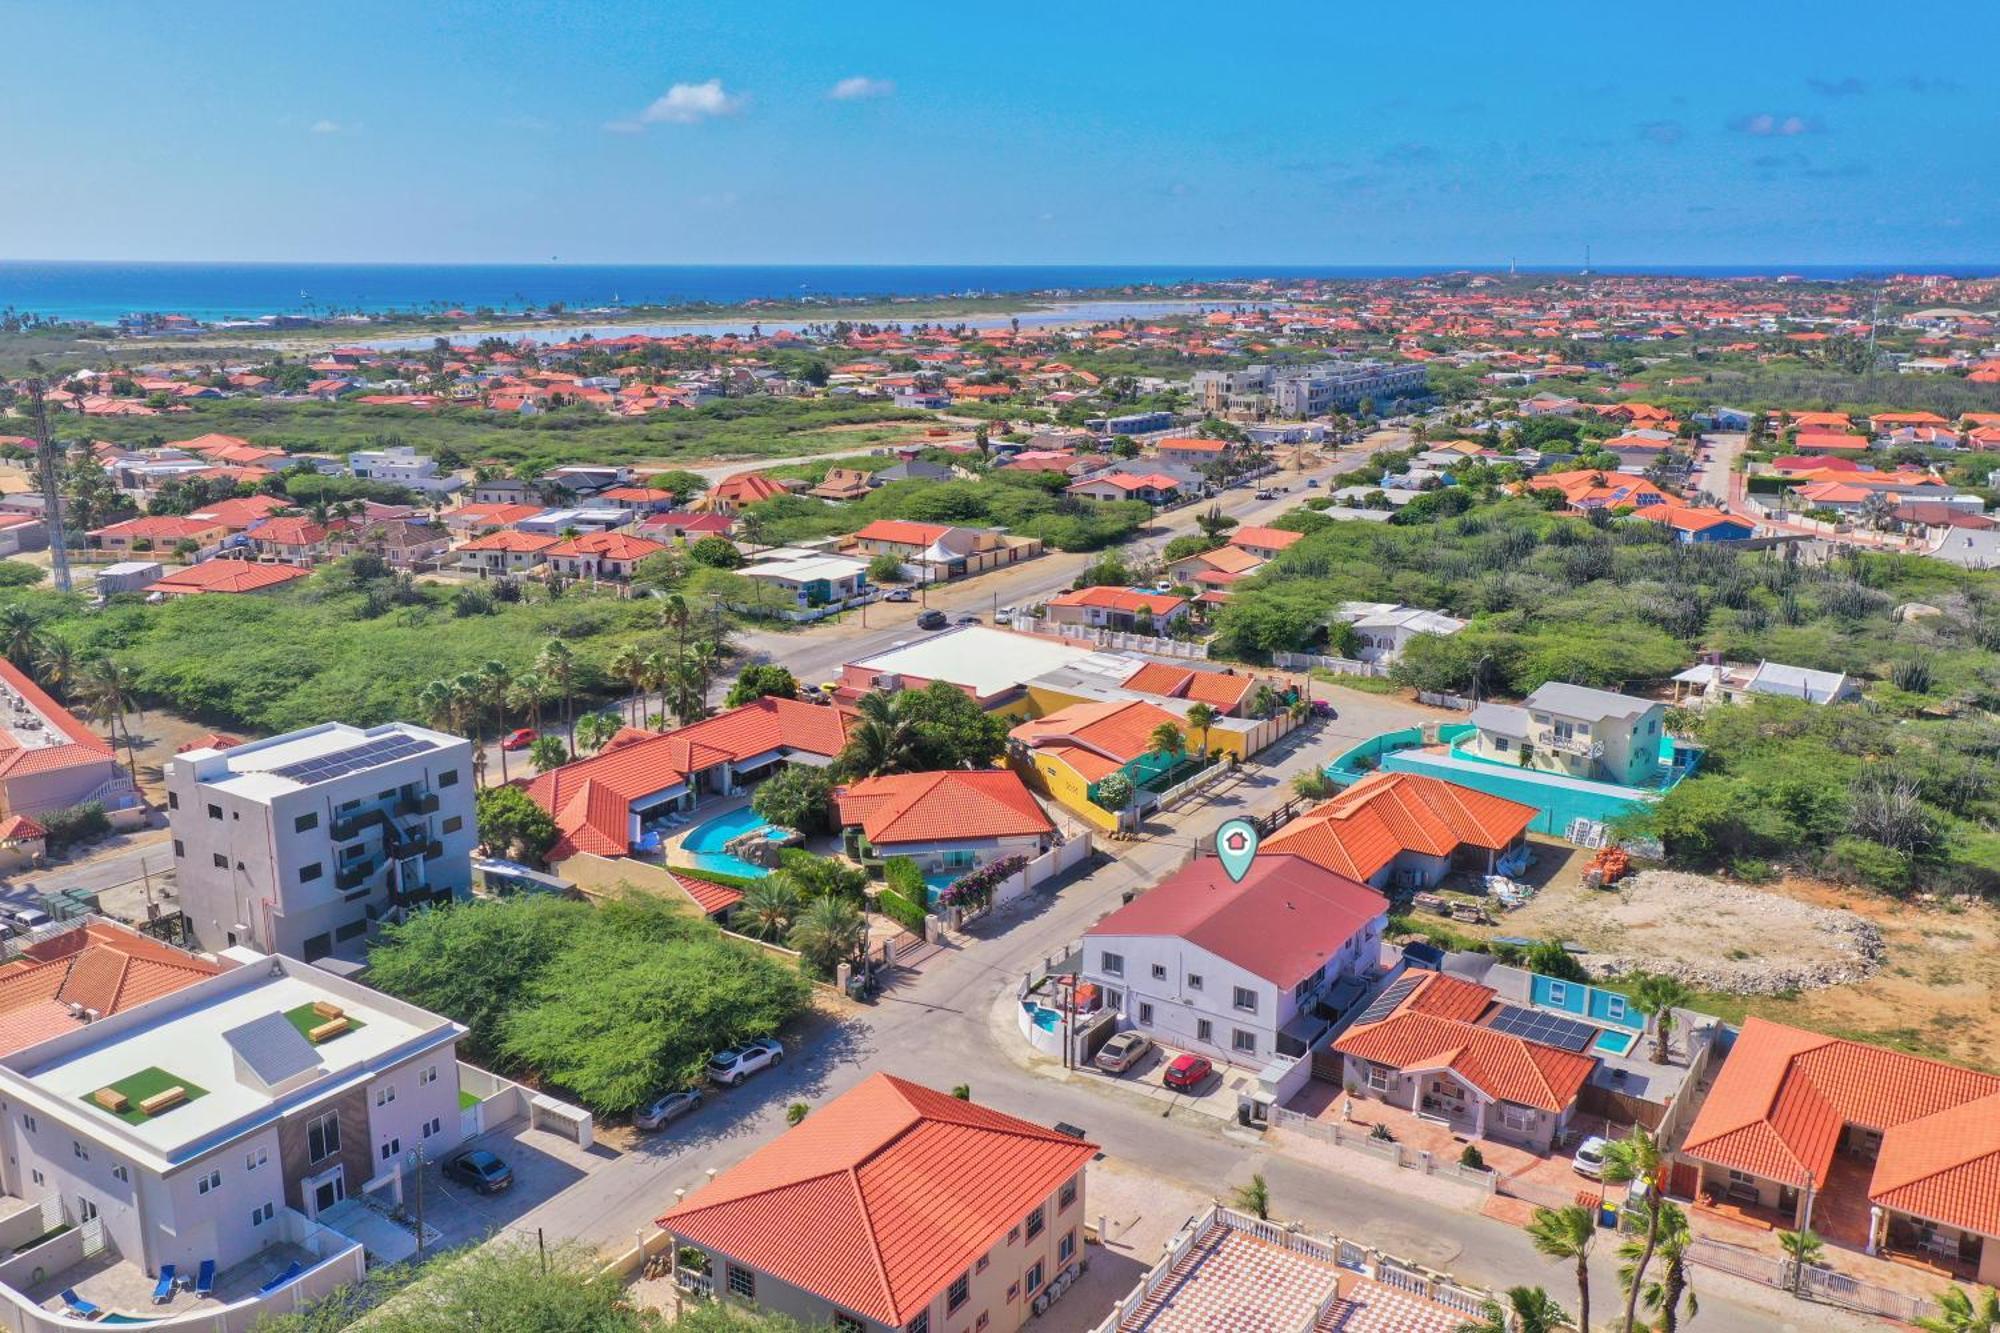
[617,79,746,129]
[309,119,344,134]
[828,75,894,101]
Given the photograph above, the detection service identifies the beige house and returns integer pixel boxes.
[660,1074,1094,1333]
[1465,682,1667,787]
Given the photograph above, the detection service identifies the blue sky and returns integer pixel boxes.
[4,0,1995,265]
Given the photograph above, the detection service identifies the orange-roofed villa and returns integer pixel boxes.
[835,770,1056,887]
[1676,1016,2000,1284]
[659,1074,1096,1333]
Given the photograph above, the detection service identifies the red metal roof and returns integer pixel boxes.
[1085,853,1386,987]
[659,1074,1096,1325]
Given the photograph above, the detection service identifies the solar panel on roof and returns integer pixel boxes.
[1486,1004,1598,1052]
[1355,974,1421,1027]
[269,734,438,784]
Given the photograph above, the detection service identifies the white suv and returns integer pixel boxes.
[706,1038,784,1086]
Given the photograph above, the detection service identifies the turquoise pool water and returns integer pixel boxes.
[1026,1004,1061,1032]
[101,1317,166,1326]
[924,870,961,906]
[682,806,787,879]
[1594,1028,1640,1056]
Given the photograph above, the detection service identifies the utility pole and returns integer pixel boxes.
[27,381,71,594]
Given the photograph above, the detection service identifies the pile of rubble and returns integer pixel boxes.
[1584,870,1885,995]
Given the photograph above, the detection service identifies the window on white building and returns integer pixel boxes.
[1232,1029,1257,1055]
[380,1138,401,1162]
[1100,952,1124,977]
[1366,1064,1391,1092]
[196,1170,221,1194]
[1136,1003,1153,1026]
[1232,986,1257,1013]
[246,1147,268,1171]
[1186,973,1203,991]
[375,1085,397,1107]
[1196,1019,1213,1043]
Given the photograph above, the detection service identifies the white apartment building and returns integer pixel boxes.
[1079,853,1387,1067]
[346,446,463,496]
[166,723,476,961]
[0,953,464,1286]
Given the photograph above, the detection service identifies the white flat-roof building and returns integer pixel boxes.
[346,446,463,496]
[1336,601,1468,663]
[840,626,1098,708]
[165,723,475,961]
[0,952,462,1288]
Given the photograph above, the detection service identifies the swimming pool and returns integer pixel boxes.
[1594,1028,1641,1057]
[681,806,788,879]
[1026,1004,1061,1032]
[924,871,961,907]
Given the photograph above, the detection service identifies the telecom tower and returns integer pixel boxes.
[27,381,72,594]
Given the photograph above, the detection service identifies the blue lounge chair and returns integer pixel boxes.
[152,1264,177,1304]
[259,1261,303,1294]
[194,1259,216,1297]
[58,1288,100,1318]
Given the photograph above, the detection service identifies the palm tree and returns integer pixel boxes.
[1526,1205,1595,1333]
[417,679,456,734]
[1249,683,1281,718]
[536,639,576,757]
[0,605,41,671]
[1916,1285,2000,1333]
[1185,702,1218,758]
[78,657,139,781]
[609,644,646,727]
[481,660,514,784]
[1230,1174,1271,1220]
[573,711,620,754]
[1148,722,1185,759]
[1456,1286,1572,1333]
[641,649,672,729]
[1602,1128,1665,1333]
[1777,1228,1823,1295]
[508,671,550,734]
[527,735,569,773]
[787,897,868,977]
[1629,973,1692,1064]
[34,635,79,703]
[735,879,804,942]
[1620,1202,1696,1333]
[841,691,920,777]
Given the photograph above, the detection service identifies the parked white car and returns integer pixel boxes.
[706,1038,784,1086]
[1572,1135,1608,1179]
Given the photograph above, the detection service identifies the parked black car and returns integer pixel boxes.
[445,1149,513,1194]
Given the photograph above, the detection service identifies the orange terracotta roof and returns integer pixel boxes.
[529,699,849,859]
[1044,586,1185,615]
[669,870,745,917]
[543,531,668,560]
[1118,661,1254,711]
[1334,972,1595,1112]
[0,921,219,1055]
[1229,526,1304,552]
[459,530,560,553]
[854,518,953,546]
[147,561,309,595]
[835,770,1053,846]
[1264,772,1536,883]
[659,1074,1096,1326]
[1009,698,1182,765]
[1680,1017,2000,1210]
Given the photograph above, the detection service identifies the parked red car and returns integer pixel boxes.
[1162,1053,1212,1091]
[501,728,538,751]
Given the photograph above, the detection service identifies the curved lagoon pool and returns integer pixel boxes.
[681,806,788,879]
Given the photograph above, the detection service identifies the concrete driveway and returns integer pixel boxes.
[411,1119,618,1250]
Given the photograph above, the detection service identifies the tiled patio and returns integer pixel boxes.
[1320,1276,1467,1333]
[1119,1221,1475,1333]
[1126,1225,1332,1333]
[18,1241,318,1320]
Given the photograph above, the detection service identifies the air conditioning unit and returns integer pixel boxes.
[1031,1294,1050,1316]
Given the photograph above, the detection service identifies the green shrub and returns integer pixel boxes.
[876,887,928,935]
[40,802,109,852]
[883,856,925,899]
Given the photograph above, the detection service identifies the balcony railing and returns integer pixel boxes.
[335,859,377,892]
[395,792,440,818]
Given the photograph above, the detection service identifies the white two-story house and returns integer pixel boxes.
[0,953,467,1287]
[1080,852,1387,1067]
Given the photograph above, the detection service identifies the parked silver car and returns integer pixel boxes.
[634,1088,703,1130]
[1094,1031,1153,1074]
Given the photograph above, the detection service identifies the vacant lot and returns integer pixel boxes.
[1458,862,2000,1070]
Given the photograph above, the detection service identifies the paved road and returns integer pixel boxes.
[1694,431,1745,508]
[503,692,1857,1332]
